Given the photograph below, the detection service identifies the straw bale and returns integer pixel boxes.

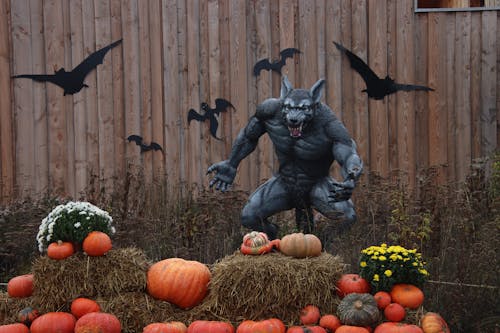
[0,292,35,325]
[31,247,149,312]
[191,251,346,326]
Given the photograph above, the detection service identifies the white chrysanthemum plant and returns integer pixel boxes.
[37,201,116,253]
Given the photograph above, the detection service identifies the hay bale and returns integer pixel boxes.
[31,247,149,312]
[0,292,35,325]
[191,251,346,326]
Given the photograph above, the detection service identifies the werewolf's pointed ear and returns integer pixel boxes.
[310,78,325,104]
[280,75,293,100]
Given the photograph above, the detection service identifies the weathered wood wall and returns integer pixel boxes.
[0,0,498,204]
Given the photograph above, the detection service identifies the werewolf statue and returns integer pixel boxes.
[207,76,363,240]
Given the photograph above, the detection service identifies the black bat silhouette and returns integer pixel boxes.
[333,41,434,100]
[12,39,123,96]
[187,98,234,140]
[253,48,301,76]
[127,135,163,153]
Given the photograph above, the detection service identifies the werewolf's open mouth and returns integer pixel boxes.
[288,123,304,138]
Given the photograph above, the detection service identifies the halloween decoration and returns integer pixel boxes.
[127,135,163,153]
[253,48,301,76]
[12,39,122,95]
[333,41,433,100]
[188,98,234,140]
[208,76,363,239]
[240,231,277,255]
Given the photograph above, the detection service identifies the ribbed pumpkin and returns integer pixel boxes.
[318,314,341,332]
[300,305,321,325]
[390,284,424,309]
[147,258,211,309]
[74,312,121,333]
[240,231,275,255]
[17,307,39,326]
[279,233,322,258]
[287,326,327,333]
[420,312,450,333]
[7,274,34,298]
[0,323,30,333]
[187,320,235,333]
[337,293,380,327]
[236,318,285,333]
[47,241,75,260]
[71,297,101,319]
[30,312,76,333]
[83,231,112,256]
[374,322,423,333]
[335,325,371,333]
[143,321,188,333]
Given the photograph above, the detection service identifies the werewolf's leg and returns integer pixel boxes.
[241,176,293,240]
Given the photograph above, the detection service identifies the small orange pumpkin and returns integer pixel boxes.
[420,312,450,333]
[300,304,321,325]
[390,284,424,309]
[0,323,30,333]
[30,312,76,333]
[74,312,121,333]
[47,241,75,260]
[374,322,423,333]
[187,320,235,333]
[279,233,322,258]
[83,231,112,256]
[384,303,406,322]
[236,318,285,333]
[17,307,39,326]
[373,291,392,309]
[336,274,371,298]
[143,321,188,333]
[318,314,341,332]
[7,274,34,298]
[71,297,101,319]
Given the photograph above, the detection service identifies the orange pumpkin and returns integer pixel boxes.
[374,322,423,333]
[17,307,39,326]
[71,297,101,319]
[384,303,406,322]
[0,323,29,333]
[47,241,74,260]
[187,320,235,333]
[420,312,450,333]
[318,314,341,332]
[30,312,76,333]
[7,274,34,298]
[236,318,285,333]
[287,326,327,333]
[373,291,392,309]
[240,231,275,255]
[336,274,371,298]
[390,284,424,309]
[74,312,121,333]
[147,258,211,309]
[83,231,112,256]
[336,325,371,333]
[279,233,322,258]
[143,322,188,333]
[300,304,321,325]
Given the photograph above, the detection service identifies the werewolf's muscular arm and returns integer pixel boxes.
[207,116,267,191]
[328,117,363,181]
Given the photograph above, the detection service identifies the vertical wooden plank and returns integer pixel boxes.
[199,0,211,184]
[427,12,448,183]
[29,0,49,197]
[95,0,115,199]
[43,0,67,195]
[269,0,280,98]
[325,0,341,115]
[137,1,153,186]
[339,0,353,127]
[69,0,87,198]
[110,0,125,196]
[219,0,232,156]
[395,0,416,188]
[480,11,497,158]
[162,0,181,189]
[177,0,188,187]
[454,12,472,182]
[386,0,398,176]
[445,13,456,182]
[149,0,165,181]
[229,0,250,190]
[0,0,14,202]
[315,0,326,80]
[279,0,297,86]
[297,0,317,87]
[11,0,34,199]
[368,0,389,178]
[351,0,368,176]
[470,12,481,160]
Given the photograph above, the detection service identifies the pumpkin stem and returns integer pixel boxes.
[353,300,364,310]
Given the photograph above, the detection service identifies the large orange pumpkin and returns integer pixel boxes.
[279,233,322,258]
[71,297,101,319]
[143,321,188,333]
[47,241,75,260]
[74,312,121,333]
[7,274,34,298]
[420,312,450,333]
[0,323,29,333]
[236,318,285,333]
[147,258,211,309]
[187,320,235,333]
[373,322,423,333]
[30,312,76,333]
[390,284,424,309]
[83,231,112,256]
[336,325,371,333]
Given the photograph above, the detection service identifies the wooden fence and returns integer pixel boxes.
[0,0,498,204]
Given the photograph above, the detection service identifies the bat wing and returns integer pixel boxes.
[213,98,234,115]
[253,58,272,76]
[188,109,206,123]
[333,41,380,88]
[392,83,434,92]
[12,74,66,88]
[149,142,163,152]
[279,48,301,60]
[71,39,123,81]
[127,134,143,146]
[208,115,222,140]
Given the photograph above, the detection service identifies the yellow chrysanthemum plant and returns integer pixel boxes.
[358,243,429,293]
